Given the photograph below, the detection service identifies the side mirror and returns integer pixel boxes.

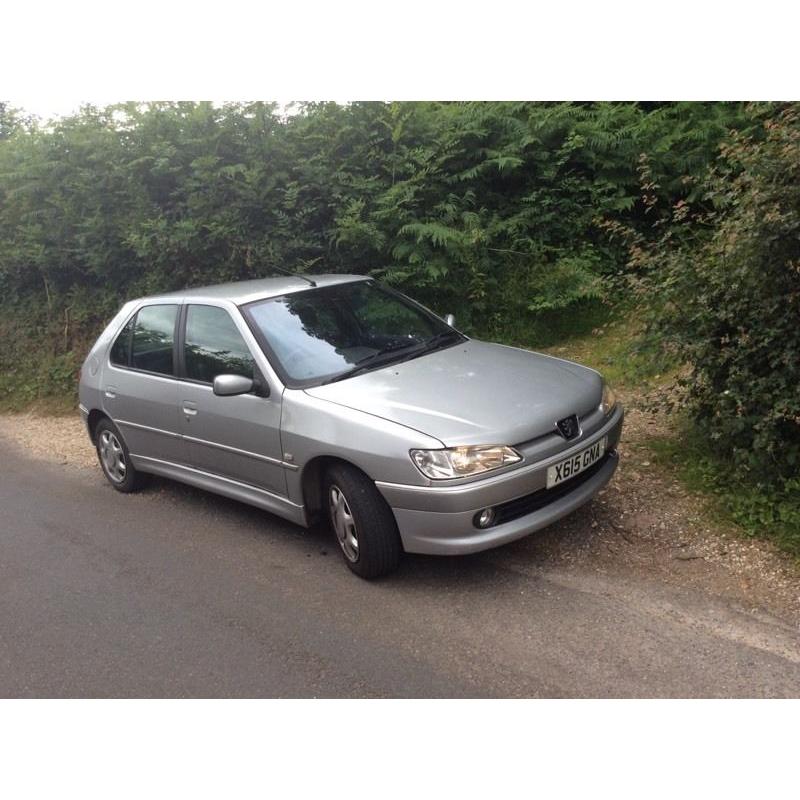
[213,374,254,397]
[444,313,456,327]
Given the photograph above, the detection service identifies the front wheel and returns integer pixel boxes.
[323,463,402,579]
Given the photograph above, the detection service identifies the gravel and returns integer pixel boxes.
[0,411,96,469]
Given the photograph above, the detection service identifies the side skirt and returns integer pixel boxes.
[130,453,308,527]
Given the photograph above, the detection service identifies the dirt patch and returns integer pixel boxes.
[0,412,96,469]
[615,396,799,616]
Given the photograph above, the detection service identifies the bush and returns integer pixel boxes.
[639,104,800,485]
[0,101,748,353]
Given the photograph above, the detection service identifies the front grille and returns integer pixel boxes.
[490,452,613,527]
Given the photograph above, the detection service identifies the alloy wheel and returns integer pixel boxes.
[329,484,359,562]
[99,429,126,483]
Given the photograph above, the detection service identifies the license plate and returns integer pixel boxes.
[546,436,607,489]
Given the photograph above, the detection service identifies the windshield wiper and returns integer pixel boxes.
[419,329,463,353]
[321,331,464,385]
[321,341,423,384]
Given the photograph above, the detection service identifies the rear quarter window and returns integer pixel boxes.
[109,316,134,366]
[130,304,178,375]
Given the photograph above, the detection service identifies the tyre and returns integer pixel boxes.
[94,417,149,493]
[323,463,402,579]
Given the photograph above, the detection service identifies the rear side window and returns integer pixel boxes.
[130,304,178,375]
[184,305,255,383]
[109,316,135,366]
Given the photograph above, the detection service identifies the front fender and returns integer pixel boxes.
[280,389,443,506]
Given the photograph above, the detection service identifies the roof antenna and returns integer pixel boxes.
[268,264,317,288]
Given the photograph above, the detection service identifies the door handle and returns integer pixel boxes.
[104,386,117,399]
[182,401,198,417]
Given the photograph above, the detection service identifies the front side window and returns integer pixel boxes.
[184,305,255,383]
[243,280,457,386]
[130,304,178,375]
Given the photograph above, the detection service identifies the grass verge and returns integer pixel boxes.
[649,420,800,559]
[533,304,674,390]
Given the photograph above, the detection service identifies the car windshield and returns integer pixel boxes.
[242,280,460,386]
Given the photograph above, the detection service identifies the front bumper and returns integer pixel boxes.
[376,405,623,555]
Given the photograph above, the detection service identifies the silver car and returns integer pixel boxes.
[79,274,623,578]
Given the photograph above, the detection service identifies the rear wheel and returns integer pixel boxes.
[94,417,149,493]
[323,463,402,579]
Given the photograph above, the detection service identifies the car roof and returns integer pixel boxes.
[138,273,369,306]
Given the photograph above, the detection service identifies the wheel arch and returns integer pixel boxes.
[301,455,373,523]
[86,408,110,444]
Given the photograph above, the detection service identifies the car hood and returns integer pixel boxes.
[304,339,602,447]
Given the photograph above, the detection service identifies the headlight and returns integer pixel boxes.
[601,381,617,416]
[410,445,522,480]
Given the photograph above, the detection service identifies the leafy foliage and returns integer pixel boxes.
[0,99,750,405]
[645,106,799,475]
[617,104,800,526]
[0,100,747,315]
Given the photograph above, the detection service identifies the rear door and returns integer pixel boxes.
[176,302,287,497]
[103,302,182,463]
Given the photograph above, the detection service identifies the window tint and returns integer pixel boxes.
[110,316,134,366]
[184,305,255,383]
[131,304,178,375]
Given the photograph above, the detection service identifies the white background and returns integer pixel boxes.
[5,0,799,116]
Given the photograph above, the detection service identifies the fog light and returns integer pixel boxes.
[475,508,495,529]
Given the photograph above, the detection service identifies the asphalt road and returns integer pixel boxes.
[1,438,798,697]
